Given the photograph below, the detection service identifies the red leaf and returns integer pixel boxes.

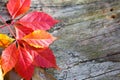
[1,42,18,74]
[17,11,59,30]
[31,47,58,68]
[24,43,58,68]
[22,30,56,48]
[15,25,33,39]
[15,45,34,80]
[7,0,31,19]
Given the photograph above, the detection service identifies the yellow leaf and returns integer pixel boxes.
[0,34,14,48]
[0,65,3,80]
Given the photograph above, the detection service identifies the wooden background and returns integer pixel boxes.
[0,0,120,80]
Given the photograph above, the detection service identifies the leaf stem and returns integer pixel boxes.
[0,25,6,28]
[0,15,6,24]
[6,24,16,38]
[0,15,16,38]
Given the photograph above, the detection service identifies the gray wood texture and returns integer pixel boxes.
[0,0,120,80]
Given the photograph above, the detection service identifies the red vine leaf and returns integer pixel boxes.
[26,45,58,68]
[2,0,59,80]
[15,45,34,80]
[22,30,57,48]
[32,48,58,68]
[7,0,31,19]
[1,42,18,75]
[15,25,33,39]
[17,11,59,30]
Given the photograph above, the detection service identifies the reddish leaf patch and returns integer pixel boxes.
[17,11,59,30]
[7,0,31,19]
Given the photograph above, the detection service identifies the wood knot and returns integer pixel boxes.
[110,8,114,12]
[110,14,117,19]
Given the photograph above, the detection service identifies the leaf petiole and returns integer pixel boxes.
[5,24,16,39]
[0,15,6,24]
[0,25,6,29]
[0,15,16,38]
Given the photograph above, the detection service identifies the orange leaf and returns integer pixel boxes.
[0,34,14,48]
[22,30,57,48]
[7,0,31,19]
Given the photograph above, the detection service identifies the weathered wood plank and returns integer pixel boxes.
[0,0,120,80]
[34,0,120,80]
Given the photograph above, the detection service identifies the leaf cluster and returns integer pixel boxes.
[0,0,59,80]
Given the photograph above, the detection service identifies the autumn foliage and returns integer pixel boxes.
[0,0,59,80]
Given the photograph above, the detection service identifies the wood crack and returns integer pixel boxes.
[82,68,120,80]
[66,51,120,69]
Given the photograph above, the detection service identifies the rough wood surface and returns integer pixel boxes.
[0,0,120,80]
[35,0,120,80]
